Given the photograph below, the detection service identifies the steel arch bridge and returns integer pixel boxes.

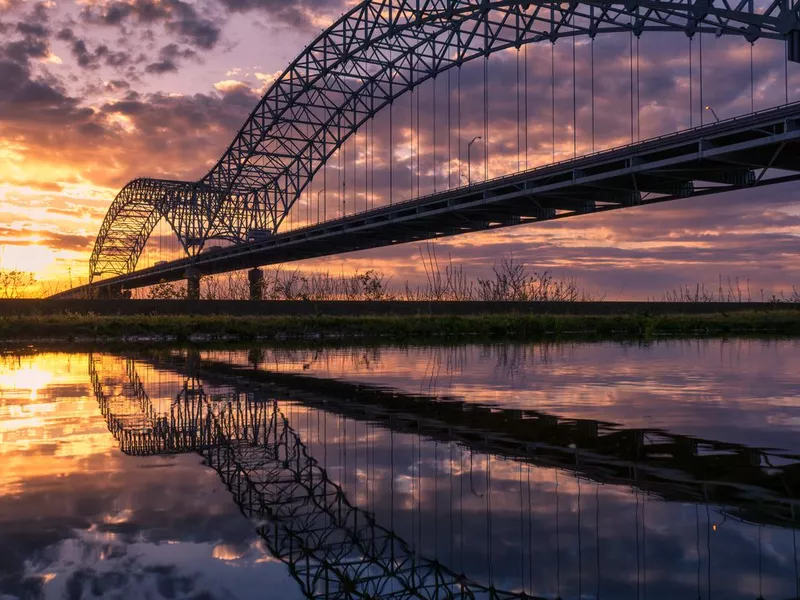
[83,0,800,294]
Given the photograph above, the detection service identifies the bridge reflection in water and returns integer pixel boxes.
[89,349,800,600]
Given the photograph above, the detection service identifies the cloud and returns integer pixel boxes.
[80,0,222,50]
[215,0,345,29]
[213,79,249,93]
[144,42,198,74]
[56,29,133,70]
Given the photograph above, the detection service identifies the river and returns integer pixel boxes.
[1,340,799,599]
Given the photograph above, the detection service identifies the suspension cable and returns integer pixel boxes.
[339,134,347,217]
[370,118,374,210]
[458,65,462,183]
[636,34,640,140]
[416,79,421,194]
[484,54,489,181]
[517,46,521,171]
[591,37,595,152]
[689,36,693,128]
[524,42,529,169]
[389,98,393,205]
[551,41,555,162]
[355,130,359,215]
[630,29,634,143]
[573,34,577,158]
[786,41,790,104]
[433,76,437,192]
[750,42,755,113]
[699,30,703,125]
[410,87,414,198]
[448,69,452,188]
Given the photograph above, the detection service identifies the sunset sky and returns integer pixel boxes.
[2,0,800,298]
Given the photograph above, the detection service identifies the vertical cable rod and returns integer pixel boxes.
[433,76,437,192]
[551,41,556,163]
[410,88,414,199]
[416,80,421,195]
[636,35,640,140]
[484,55,489,181]
[448,69,452,188]
[750,42,755,113]
[689,36,693,128]
[591,37,595,152]
[517,46,521,171]
[573,34,577,157]
[354,130,359,215]
[524,41,529,169]
[370,118,374,209]
[343,136,347,216]
[786,40,790,104]
[458,66,462,184]
[699,30,704,125]
[630,29,634,143]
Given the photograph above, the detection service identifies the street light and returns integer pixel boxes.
[467,135,482,185]
[705,105,720,123]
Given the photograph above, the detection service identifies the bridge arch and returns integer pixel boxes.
[90,0,799,282]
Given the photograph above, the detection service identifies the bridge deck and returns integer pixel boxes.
[62,101,800,296]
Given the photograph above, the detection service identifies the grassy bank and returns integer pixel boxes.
[1,310,800,344]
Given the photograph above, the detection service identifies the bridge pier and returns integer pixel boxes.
[248,268,264,301]
[185,269,201,301]
[96,283,129,300]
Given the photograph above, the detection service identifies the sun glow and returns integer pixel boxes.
[0,365,54,401]
[0,243,56,274]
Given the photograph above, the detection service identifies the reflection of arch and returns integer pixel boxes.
[89,354,543,599]
[89,0,799,280]
[90,352,800,597]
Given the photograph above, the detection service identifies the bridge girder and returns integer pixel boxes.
[89,0,800,282]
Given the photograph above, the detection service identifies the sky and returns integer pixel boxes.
[1,0,799,298]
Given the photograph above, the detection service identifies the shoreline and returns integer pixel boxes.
[1,310,800,345]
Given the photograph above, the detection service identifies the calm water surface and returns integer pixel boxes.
[1,340,799,599]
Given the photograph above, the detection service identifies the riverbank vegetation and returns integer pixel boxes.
[6,244,800,303]
[1,310,799,344]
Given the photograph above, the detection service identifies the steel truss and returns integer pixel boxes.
[88,0,800,282]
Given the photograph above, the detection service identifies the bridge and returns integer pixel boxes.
[53,0,800,299]
[88,350,800,598]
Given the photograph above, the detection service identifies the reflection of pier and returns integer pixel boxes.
[90,353,539,600]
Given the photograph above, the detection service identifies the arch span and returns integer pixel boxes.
[90,0,800,281]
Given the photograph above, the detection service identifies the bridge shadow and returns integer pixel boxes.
[89,350,800,599]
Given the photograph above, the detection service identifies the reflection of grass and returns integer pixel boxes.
[2,311,800,343]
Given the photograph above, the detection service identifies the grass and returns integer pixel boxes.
[1,310,800,344]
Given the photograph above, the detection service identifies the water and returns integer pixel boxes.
[1,340,799,600]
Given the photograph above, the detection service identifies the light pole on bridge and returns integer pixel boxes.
[467,136,482,186]
[705,106,720,123]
